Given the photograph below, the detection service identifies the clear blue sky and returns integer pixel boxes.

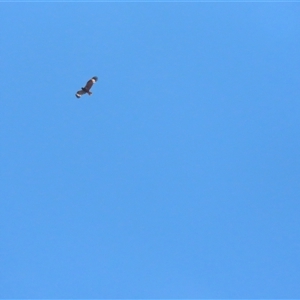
[1,2,300,298]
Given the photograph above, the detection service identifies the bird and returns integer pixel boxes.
[75,76,98,98]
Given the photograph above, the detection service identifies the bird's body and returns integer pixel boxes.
[76,76,98,98]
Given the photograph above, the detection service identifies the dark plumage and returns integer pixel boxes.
[75,76,98,98]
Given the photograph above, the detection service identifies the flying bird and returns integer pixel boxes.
[75,76,98,98]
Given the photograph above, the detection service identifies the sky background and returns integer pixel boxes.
[1,2,300,299]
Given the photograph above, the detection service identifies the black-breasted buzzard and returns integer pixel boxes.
[75,76,98,98]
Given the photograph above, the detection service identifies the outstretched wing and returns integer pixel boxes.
[75,89,86,98]
[83,79,94,92]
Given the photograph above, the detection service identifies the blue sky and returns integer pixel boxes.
[1,2,300,298]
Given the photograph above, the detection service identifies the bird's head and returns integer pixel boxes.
[92,76,98,82]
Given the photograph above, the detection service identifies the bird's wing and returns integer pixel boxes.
[75,89,86,98]
[84,79,94,91]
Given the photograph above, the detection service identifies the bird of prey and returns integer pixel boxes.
[75,76,98,98]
